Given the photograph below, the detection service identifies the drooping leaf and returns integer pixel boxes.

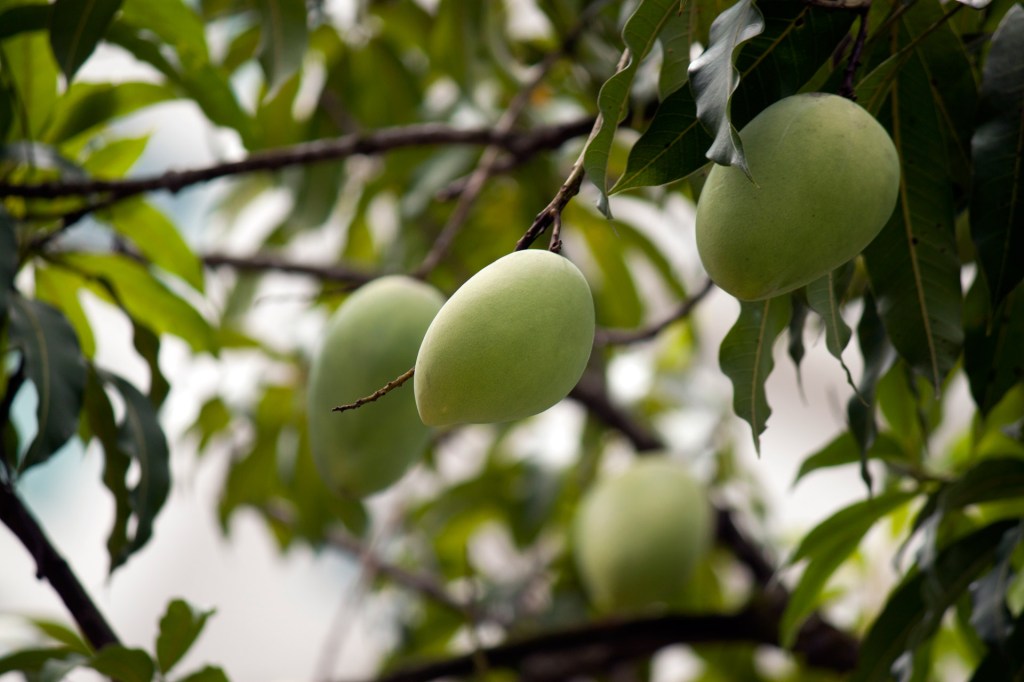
[969,522,1022,647]
[964,277,1024,414]
[687,0,764,174]
[970,607,1024,681]
[57,253,216,354]
[719,295,791,452]
[658,5,695,101]
[0,647,82,677]
[87,645,155,682]
[156,600,215,675]
[0,211,16,317]
[793,431,906,485]
[175,666,231,682]
[914,458,1024,534]
[862,45,963,391]
[104,371,171,569]
[971,4,1024,307]
[584,0,682,208]
[614,0,855,192]
[787,294,809,384]
[852,521,1016,682]
[44,81,174,144]
[805,265,853,361]
[7,295,86,472]
[256,0,308,93]
[847,292,897,458]
[781,490,920,647]
[49,0,123,82]
[98,198,204,291]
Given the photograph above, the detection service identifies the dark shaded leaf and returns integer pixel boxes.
[964,277,1024,414]
[971,4,1024,307]
[256,0,308,92]
[0,4,52,41]
[7,295,86,472]
[852,521,1015,682]
[658,5,694,100]
[88,645,154,682]
[970,608,1024,681]
[719,295,791,452]
[0,211,16,318]
[156,600,214,675]
[863,45,963,391]
[582,0,680,214]
[787,294,809,384]
[688,0,764,174]
[614,0,855,191]
[0,647,81,676]
[49,0,123,82]
[781,490,919,647]
[794,431,906,485]
[969,522,1022,646]
[806,265,853,361]
[104,371,171,569]
[34,265,96,358]
[847,291,897,460]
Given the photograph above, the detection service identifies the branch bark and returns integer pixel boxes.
[0,480,120,652]
[348,598,857,682]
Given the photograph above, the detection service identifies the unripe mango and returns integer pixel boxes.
[414,250,595,426]
[695,93,900,301]
[308,276,444,497]
[573,458,713,613]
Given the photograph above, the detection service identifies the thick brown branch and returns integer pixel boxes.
[349,598,857,682]
[514,161,586,252]
[0,481,120,651]
[0,119,593,201]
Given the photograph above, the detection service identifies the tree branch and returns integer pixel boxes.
[0,480,120,652]
[348,598,857,682]
[332,368,415,413]
[0,119,594,201]
[595,279,715,346]
[202,252,376,285]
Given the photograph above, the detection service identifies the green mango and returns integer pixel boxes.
[573,458,713,613]
[308,276,444,497]
[414,250,595,426]
[696,93,900,301]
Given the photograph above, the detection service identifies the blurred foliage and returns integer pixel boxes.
[0,0,1023,680]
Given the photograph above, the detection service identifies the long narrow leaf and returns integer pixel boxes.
[49,0,123,82]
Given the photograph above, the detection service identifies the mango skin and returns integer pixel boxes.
[414,250,595,426]
[573,458,713,613]
[308,276,444,498]
[695,93,900,301]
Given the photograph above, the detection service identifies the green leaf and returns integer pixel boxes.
[719,295,791,452]
[657,5,694,101]
[256,0,308,93]
[175,666,230,682]
[82,365,133,572]
[156,600,215,674]
[188,396,232,451]
[104,371,171,569]
[49,0,123,82]
[805,266,853,361]
[80,135,149,178]
[687,0,764,174]
[969,522,1022,646]
[970,607,1024,681]
[58,253,216,353]
[7,295,86,472]
[119,0,209,58]
[1,29,60,139]
[88,645,155,682]
[852,521,1016,682]
[98,198,204,291]
[582,0,681,214]
[0,647,81,676]
[34,266,96,358]
[781,490,919,648]
[971,4,1024,307]
[862,18,964,392]
[847,292,897,461]
[964,277,1024,414]
[794,431,905,485]
[44,81,175,144]
[27,619,91,656]
[614,0,855,192]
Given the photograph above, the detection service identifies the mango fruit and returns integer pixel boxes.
[414,250,595,426]
[573,458,713,612]
[695,93,900,301]
[307,276,444,497]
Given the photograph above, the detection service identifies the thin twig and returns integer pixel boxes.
[203,252,376,285]
[514,160,587,251]
[839,4,872,99]
[595,279,715,346]
[332,367,415,413]
[413,1,607,277]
